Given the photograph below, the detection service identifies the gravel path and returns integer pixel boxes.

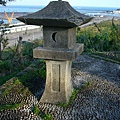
[0,55,120,120]
[72,55,120,87]
[37,55,120,120]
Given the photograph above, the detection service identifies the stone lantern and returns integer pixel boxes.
[17,0,92,104]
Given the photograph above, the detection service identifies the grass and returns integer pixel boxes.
[33,105,53,120]
[0,72,16,86]
[58,88,79,107]
[41,114,53,120]
[0,103,23,111]
[1,77,31,100]
[80,80,92,90]
[58,80,92,107]
[90,54,120,64]
[33,105,40,115]
[84,50,120,64]
[2,78,22,96]
[77,19,120,52]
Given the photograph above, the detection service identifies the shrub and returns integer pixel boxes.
[39,60,46,78]
[0,60,10,73]
[76,20,120,52]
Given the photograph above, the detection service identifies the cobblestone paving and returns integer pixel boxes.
[0,55,120,120]
[38,55,120,120]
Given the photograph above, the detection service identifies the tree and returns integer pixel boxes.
[0,0,15,6]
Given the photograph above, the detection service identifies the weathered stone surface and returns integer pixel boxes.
[40,60,73,103]
[17,0,87,104]
[17,1,92,27]
[33,43,84,60]
[43,27,76,49]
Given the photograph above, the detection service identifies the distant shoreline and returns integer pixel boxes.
[0,11,120,19]
[0,12,120,26]
[80,16,120,27]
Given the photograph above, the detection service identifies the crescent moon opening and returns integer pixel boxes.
[52,32,57,42]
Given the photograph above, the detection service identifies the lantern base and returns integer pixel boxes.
[40,60,73,104]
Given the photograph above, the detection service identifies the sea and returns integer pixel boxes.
[0,5,120,24]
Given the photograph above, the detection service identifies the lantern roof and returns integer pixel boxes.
[17,0,92,27]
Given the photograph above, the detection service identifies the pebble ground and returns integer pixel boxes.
[0,55,120,120]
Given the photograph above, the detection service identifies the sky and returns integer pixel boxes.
[7,0,120,8]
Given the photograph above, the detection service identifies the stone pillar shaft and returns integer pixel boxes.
[40,60,73,103]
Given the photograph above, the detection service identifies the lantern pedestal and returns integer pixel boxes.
[40,60,73,103]
[34,44,84,103]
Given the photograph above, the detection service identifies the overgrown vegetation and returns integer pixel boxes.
[76,18,120,62]
[0,61,46,98]
[0,72,16,85]
[2,78,22,96]
[0,38,43,86]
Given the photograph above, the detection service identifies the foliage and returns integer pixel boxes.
[0,0,15,6]
[33,105,53,120]
[17,70,40,84]
[14,78,22,85]
[2,37,9,51]
[80,80,92,90]
[2,78,21,96]
[0,39,43,81]
[2,46,16,60]
[33,105,40,115]
[34,39,43,47]
[13,63,45,97]
[76,19,120,52]
[0,60,10,72]
[39,60,46,78]
[22,42,34,59]
[58,81,92,107]
[0,72,16,85]
[0,103,22,110]
[58,88,79,107]
[0,28,9,59]
[41,113,53,120]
